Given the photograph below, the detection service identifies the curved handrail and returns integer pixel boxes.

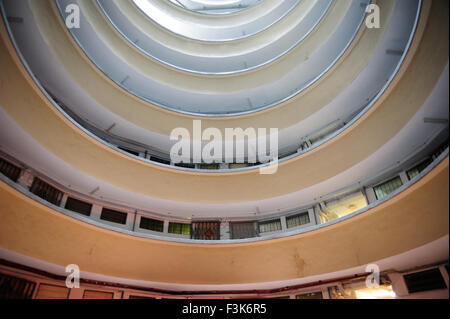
[96,0,332,75]
[131,0,300,42]
[0,0,422,174]
[0,145,447,244]
[33,0,422,173]
[167,0,264,16]
[55,0,369,116]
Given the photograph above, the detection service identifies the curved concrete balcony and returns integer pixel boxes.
[97,0,332,74]
[166,0,264,15]
[3,0,425,166]
[2,0,432,168]
[0,0,448,300]
[132,0,298,42]
[0,156,447,289]
[54,0,372,115]
[0,0,447,215]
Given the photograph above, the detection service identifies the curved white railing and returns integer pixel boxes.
[132,0,298,42]
[168,0,264,15]
[97,0,331,74]
[55,0,368,115]
[2,0,423,172]
[0,146,447,244]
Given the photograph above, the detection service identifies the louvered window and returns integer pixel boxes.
[100,208,127,224]
[432,143,448,159]
[0,274,35,299]
[65,197,92,216]
[407,158,432,180]
[30,178,63,206]
[0,158,21,182]
[230,222,257,239]
[139,217,164,232]
[258,219,282,233]
[286,212,310,228]
[374,176,403,200]
[191,221,220,240]
[404,268,447,294]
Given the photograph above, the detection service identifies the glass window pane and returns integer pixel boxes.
[100,208,127,224]
[320,191,368,222]
[168,222,190,235]
[65,197,92,216]
[407,158,432,180]
[374,176,403,200]
[139,217,164,232]
[258,219,281,233]
[230,222,256,239]
[286,212,310,229]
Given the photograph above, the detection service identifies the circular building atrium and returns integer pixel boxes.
[0,0,448,300]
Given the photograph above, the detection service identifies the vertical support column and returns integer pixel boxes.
[322,287,331,299]
[388,272,409,297]
[313,205,322,224]
[220,221,230,240]
[163,220,169,233]
[17,169,34,189]
[307,208,317,225]
[439,265,449,289]
[365,186,377,204]
[60,193,69,208]
[90,204,103,222]
[361,187,370,205]
[280,216,287,231]
[126,211,136,231]
[399,171,409,184]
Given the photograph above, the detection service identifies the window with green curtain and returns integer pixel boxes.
[374,176,403,200]
[168,222,190,235]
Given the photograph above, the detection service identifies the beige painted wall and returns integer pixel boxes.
[0,158,447,285]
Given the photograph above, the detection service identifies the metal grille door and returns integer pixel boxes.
[191,221,220,240]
